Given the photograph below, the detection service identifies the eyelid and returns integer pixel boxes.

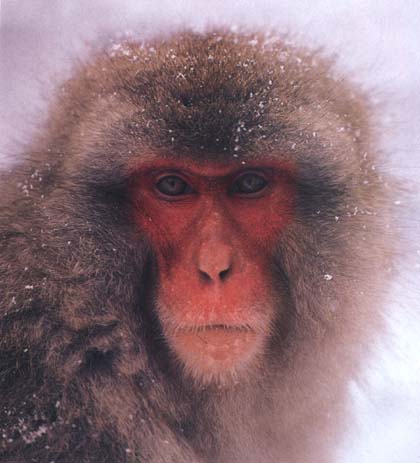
[154,170,191,183]
[234,169,269,179]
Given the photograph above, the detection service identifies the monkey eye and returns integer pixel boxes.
[231,172,268,195]
[155,175,194,197]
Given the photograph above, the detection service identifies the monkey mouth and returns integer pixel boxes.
[176,324,255,335]
[168,323,262,384]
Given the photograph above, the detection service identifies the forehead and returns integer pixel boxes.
[107,34,296,160]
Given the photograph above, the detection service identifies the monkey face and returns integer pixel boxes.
[131,157,295,384]
[0,29,396,463]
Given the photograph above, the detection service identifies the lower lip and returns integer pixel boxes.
[173,326,258,363]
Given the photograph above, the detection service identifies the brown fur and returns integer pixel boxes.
[0,30,395,462]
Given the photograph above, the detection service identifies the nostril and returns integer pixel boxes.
[219,267,231,282]
[199,270,212,283]
[198,266,232,283]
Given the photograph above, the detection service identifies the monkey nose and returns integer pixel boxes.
[197,244,233,283]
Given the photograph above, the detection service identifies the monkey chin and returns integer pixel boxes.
[169,326,265,387]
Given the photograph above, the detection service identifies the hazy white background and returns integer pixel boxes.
[1,1,419,461]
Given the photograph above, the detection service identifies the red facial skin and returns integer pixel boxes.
[132,159,295,384]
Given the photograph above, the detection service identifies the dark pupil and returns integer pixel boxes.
[156,176,188,196]
[235,173,267,194]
